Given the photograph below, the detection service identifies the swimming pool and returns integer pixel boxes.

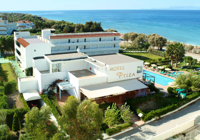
[143,70,174,86]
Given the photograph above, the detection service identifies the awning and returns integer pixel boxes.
[23,89,42,101]
[80,79,147,99]
[57,82,74,90]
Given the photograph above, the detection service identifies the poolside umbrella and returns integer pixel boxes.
[151,64,157,67]
[157,66,165,69]
[144,62,150,65]
[165,68,171,71]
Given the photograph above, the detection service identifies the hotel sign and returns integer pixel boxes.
[110,66,135,78]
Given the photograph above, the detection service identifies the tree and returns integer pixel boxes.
[147,34,167,50]
[123,33,129,44]
[24,106,58,140]
[104,103,120,128]
[120,103,133,123]
[132,33,147,48]
[128,32,138,42]
[12,113,21,132]
[192,59,198,66]
[59,96,103,140]
[165,44,177,68]
[0,108,6,125]
[173,43,185,67]
[175,73,200,92]
[185,56,193,66]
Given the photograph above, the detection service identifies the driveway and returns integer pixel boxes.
[108,100,200,140]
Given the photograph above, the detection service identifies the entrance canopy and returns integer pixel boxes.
[80,79,147,99]
[23,89,42,101]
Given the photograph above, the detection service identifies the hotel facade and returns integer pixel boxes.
[17,20,34,30]
[0,16,17,36]
[16,29,147,104]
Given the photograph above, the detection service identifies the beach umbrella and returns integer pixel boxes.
[144,62,150,65]
[157,66,165,69]
[165,68,171,71]
[151,64,157,67]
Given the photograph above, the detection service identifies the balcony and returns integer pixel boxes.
[51,39,121,47]
[77,46,120,53]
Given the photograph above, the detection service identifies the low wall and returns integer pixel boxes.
[18,76,38,93]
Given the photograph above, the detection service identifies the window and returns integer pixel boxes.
[114,44,115,47]
[114,37,116,41]
[84,45,86,49]
[68,39,70,43]
[137,66,142,73]
[99,38,101,41]
[34,50,36,52]
[69,46,70,50]
[76,46,78,49]
[84,39,86,42]
[16,41,20,47]
[77,39,79,43]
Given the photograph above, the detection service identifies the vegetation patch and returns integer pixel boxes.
[137,99,160,113]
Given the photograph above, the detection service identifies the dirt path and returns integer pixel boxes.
[7,91,22,108]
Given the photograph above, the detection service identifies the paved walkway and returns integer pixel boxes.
[108,100,200,140]
[185,52,200,61]
[0,57,26,77]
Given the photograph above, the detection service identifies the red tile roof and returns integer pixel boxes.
[50,33,120,39]
[17,37,30,48]
[17,20,33,23]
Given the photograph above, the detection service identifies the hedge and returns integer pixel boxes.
[0,86,8,109]
[5,108,28,130]
[40,94,61,119]
[0,124,16,140]
[19,93,30,110]
[106,122,132,136]
[127,92,200,122]
[5,80,17,94]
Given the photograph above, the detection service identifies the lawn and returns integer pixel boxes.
[1,63,16,82]
[122,52,163,60]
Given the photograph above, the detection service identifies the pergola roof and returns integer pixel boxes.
[57,82,75,90]
[23,89,42,101]
[80,79,147,99]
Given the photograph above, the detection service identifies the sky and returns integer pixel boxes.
[1,0,200,11]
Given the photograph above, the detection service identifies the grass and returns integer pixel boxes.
[122,52,163,60]
[1,63,18,90]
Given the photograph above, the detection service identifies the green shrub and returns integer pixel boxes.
[167,87,176,97]
[18,93,30,110]
[0,124,16,140]
[0,86,5,93]
[5,108,28,129]
[0,87,8,109]
[40,94,61,119]
[99,102,114,110]
[106,122,132,136]
[158,58,162,61]
[12,113,21,132]
[25,67,33,76]
[5,80,17,94]
[166,64,172,69]
[147,84,159,92]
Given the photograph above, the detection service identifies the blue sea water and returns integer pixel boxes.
[4,10,200,45]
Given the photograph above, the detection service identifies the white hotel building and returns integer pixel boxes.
[0,16,17,35]
[15,29,147,104]
[17,20,34,30]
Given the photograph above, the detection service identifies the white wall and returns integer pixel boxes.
[25,43,51,68]
[34,68,42,91]
[79,76,107,87]
[107,61,143,83]
[67,72,80,99]
[87,63,101,76]
[33,59,49,71]
[61,59,86,72]
[18,77,38,93]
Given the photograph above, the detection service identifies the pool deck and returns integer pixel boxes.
[143,67,186,95]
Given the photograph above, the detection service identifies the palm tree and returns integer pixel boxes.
[174,43,185,67]
[166,43,185,68]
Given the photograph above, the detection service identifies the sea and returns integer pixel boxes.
[4,10,200,45]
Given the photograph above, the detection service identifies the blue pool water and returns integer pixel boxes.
[143,70,174,86]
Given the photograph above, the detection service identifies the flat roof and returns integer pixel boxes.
[70,69,97,79]
[80,79,147,99]
[24,38,45,44]
[85,58,105,67]
[90,53,142,65]
[45,52,87,62]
